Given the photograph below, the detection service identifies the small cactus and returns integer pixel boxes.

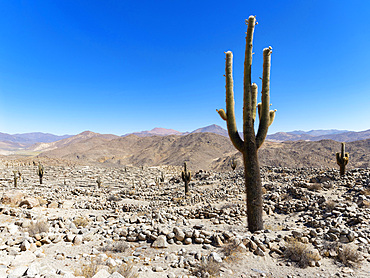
[37,163,44,184]
[336,142,349,176]
[181,162,191,194]
[13,171,20,187]
[96,176,102,188]
[231,158,237,171]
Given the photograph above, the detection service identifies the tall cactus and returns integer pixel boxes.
[216,16,276,232]
[38,163,44,184]
[336,142,349,176]
[181,162,191,194]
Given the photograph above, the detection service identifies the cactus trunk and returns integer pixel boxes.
[184,180,189,194]
[243,152,264,231]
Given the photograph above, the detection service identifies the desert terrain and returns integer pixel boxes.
[0,131,369,278]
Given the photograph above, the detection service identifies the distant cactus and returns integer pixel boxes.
[160,171,165,183]
[13,171,20,187]
[155,172,165,187]
[181,162,191,194]
[37,163,44,184]
[96,176,102,188]
[336,142,349,176]
[216,16,275,232]
[231,158,237,171]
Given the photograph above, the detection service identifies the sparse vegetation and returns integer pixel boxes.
[73,216,90,228]
[284,239,321,268]
[337,244,363,267]
[308,183,322,191]
[28,220,49,236]
[100,240,131,254]
[325,200,337,212]
[191,260,222,278]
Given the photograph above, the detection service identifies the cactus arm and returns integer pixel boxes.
[269,109,277,126]
[223,51,244,152]
[257,103,262,120]
[251,83,258,122]
[256,47,273,149]
[341,142,345,157]
[216,109,227,121]
[243,16,256,142]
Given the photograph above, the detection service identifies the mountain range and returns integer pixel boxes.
[0,125,369,170]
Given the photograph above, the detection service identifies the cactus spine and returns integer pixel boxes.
[38,163,44,184]
[336,142,349,176]
[217,16,276,232]
[181,162,191,194]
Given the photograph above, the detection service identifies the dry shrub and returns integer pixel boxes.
[361,187,370,196]
[110,263,138,278]
[221,241,245,261]
[107,195,121,202]
[75,257,138,278]
[337,244,363,267]
[280,193,292,202]
[100,240,130,254]
[325,200,336,212]
[308,183,322,191]
[191,260,221,278]
[284,239,321,268]
[73,216,90,228]
[28,220,49,236]
[75,258,101,278]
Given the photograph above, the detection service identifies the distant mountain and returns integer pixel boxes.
[29,131,119,153]
[35,131,370,170]
[267,129,370,142]
[122,127,184,137]
[121,125,228,137]
[0,132,71,145]
[38,132,236,170]
[288,129,349,136]
[191,124,228,137]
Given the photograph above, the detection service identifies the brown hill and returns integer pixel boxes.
[38,132,236,170]
[36,132,370,171]
[211,139,370,171]
[29,131,119,153]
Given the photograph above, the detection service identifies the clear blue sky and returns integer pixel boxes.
[0,0,369,135]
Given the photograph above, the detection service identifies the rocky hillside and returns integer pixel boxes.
[211,139,370,171]
[267,129,370,142]
[38,132,236,170]
[36,131,370,171]
[29,131,119,153]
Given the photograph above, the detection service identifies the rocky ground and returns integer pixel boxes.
[0,160,369,278]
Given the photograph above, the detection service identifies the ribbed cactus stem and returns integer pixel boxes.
[217,15,275,232]
[38,163,44,184]
[181,162,191,194]
[336,142,349,176]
